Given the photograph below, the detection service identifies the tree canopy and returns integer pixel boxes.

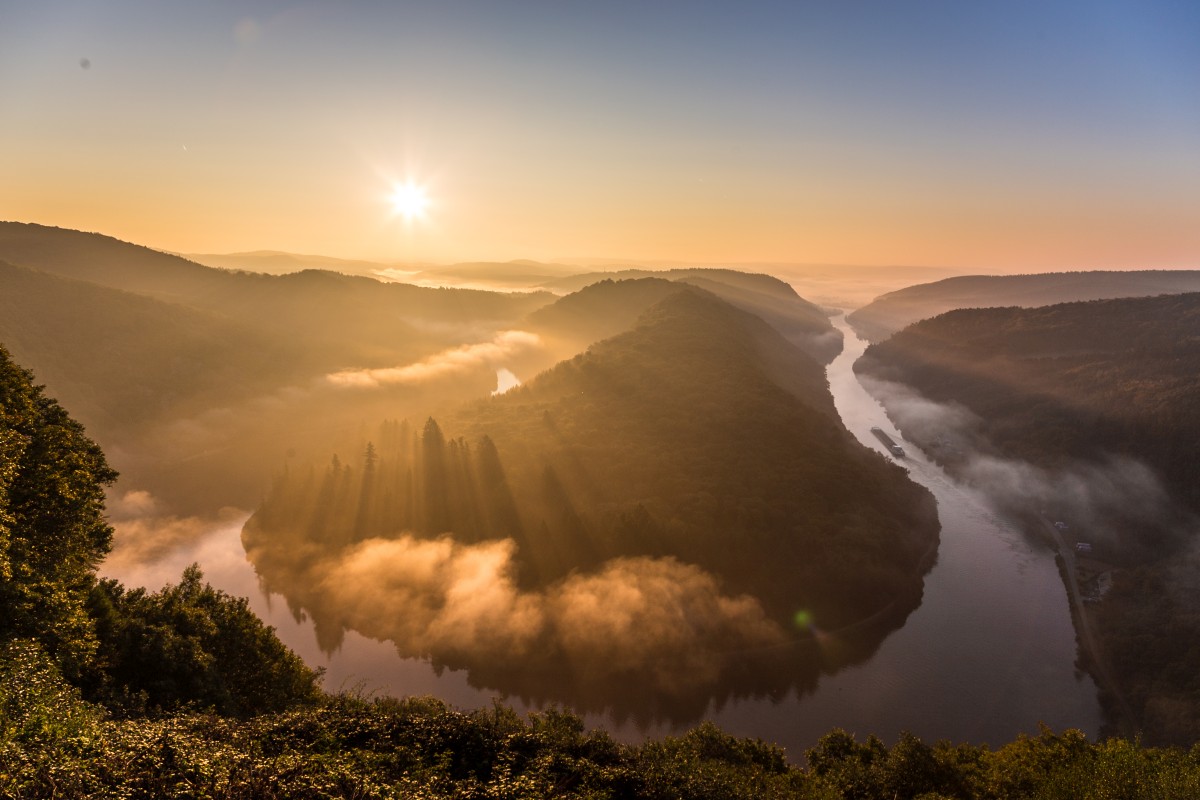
[0,344,116,677]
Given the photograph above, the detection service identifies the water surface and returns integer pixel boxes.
[104,313,1100,756]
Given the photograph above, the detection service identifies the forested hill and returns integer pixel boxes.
[466,287,932,612]
[848,270,1200,342]
[0,259,302,436]
[524,276,840,371]
[540,268,840,362]
[0,222,553,359]
[246,286,938,713]
[856,292,1200,517]
[855,292,1200,745]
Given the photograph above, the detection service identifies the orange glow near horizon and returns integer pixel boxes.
[2,4,1198,271]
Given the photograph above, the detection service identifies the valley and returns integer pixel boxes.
[1,222,1194,757]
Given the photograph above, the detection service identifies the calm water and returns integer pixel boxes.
[698,314,1101,751]
[104,313,1101,758]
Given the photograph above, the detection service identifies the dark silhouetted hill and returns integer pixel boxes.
[848,270,1200,342]
[473,287,931,611]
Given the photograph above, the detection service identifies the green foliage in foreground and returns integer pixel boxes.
[1,343,322,720]
[0,344,117,680]
[83,565,324,718]
[3,642,1200,800]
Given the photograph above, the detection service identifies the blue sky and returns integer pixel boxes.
[2,0,1198,267]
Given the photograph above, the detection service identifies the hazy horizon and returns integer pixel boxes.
[6,3,1200,782]
[4,1,1200,271]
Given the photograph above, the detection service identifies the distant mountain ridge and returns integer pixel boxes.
[848,270,1200,342]
[0,259,298,437]
[0,222,554,366]
[183,250,407,277]
[524,275,841,366]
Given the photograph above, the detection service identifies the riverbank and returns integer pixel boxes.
[98,314,1100,755]
[1038,516,1136,737]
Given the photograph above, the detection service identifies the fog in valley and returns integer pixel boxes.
[4,222,1200,754]
[7,4,1200,792]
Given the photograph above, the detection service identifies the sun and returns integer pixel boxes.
[389,182,430,221]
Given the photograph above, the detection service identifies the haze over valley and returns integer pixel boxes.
[5,219,1198,748]
[5,2,1200,794]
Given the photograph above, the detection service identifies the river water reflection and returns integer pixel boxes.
[103,312,1101,758]
[699,314,1101,751]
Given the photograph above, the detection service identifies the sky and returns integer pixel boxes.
[2,0,1199,269]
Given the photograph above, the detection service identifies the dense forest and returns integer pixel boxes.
[8,682,1200,799]
[0,225,845,523]
[855,293,1200,745]
[0,224,560,516]
[534,268,842,363]
[5,283,1200,795]
[848,270,1200,343]
[0,342,322,714]
[246,286,937,718]
[0,340,1196,795]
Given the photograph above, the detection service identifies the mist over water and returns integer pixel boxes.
[858,372,1198,559]
[249,533,787,694]
[101,508,511,710]
[100,312,1101,757]
[699,315,1100,750]
[492,368,521,395]
[325,331,541,389]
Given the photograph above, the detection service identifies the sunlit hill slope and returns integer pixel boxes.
[246,283,939,714]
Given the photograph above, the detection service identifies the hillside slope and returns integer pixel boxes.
[246,287,938,715]
[0,260,301,437]
[856,293,1200,517]
[0,222,553,365]
[855,292,1200,744]
[848,270,1200,342]
[536,269,840,363]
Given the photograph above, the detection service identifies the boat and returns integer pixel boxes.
[870,426,906,457]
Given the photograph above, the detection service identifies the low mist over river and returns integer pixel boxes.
[102,313,1099,756]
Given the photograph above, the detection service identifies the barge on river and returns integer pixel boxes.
[870,426,906,458]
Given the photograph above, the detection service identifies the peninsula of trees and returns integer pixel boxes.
[246,284,939,716]
[6,308,1196,799]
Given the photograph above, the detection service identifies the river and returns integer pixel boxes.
[103,312,1101,758]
